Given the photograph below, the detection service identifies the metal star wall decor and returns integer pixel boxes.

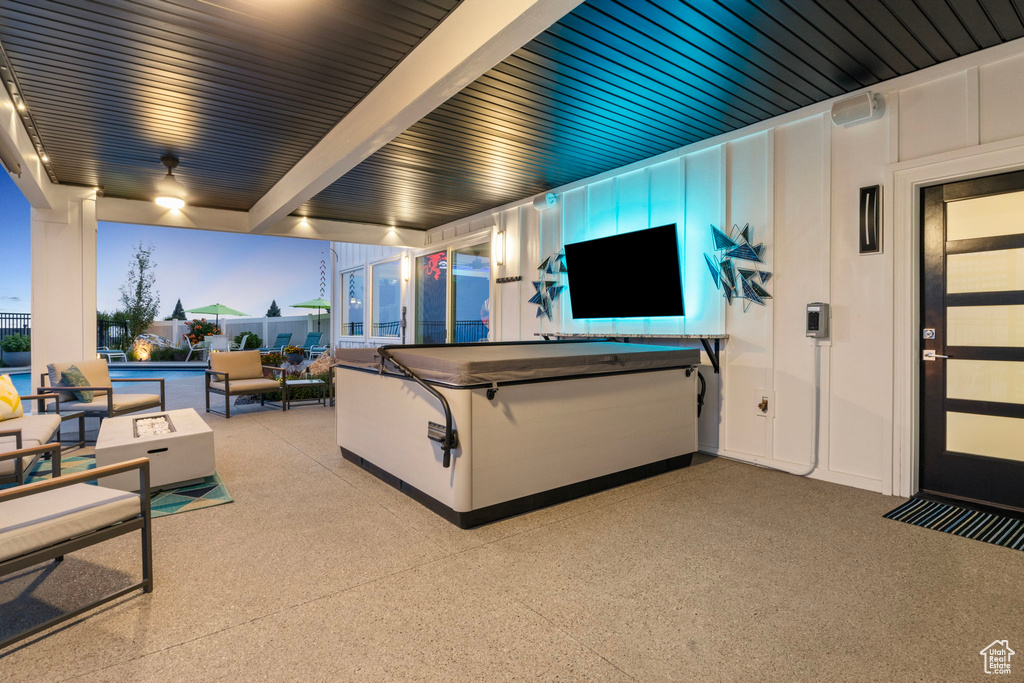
[529,250,567,320]
[704,223,772,312]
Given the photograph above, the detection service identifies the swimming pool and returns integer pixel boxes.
[5,369,205,397]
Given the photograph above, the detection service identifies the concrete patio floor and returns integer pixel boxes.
[2,375,1023,681]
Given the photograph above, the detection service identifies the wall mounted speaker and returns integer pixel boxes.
[831,92,881,126]
[532,192,558,210]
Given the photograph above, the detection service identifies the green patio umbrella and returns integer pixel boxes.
[184,303,249,327]
[291,297,331,331]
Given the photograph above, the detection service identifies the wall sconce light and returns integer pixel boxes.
[401,252,411,281]
[495,229,506,266]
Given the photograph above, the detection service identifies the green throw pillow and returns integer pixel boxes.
[60,365,94,403]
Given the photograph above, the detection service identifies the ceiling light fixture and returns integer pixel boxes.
[155,154,186,209]
[15,101,25,112]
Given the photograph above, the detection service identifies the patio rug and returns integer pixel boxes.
[884,497,1024,552]
[21,453,233,518]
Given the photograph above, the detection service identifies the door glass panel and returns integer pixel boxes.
[947,248,1024,293]
[946,359,1024,403]
[371,260,401,338]
[946,190,1024,241]
[946,412,1024,462]
[416,250,447,343]
[340,268,364,336]
[947,305,1024,347]
[452,243,491,343]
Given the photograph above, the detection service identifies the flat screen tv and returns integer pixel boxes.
[563,224,684,319]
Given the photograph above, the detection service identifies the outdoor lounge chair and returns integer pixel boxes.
[205,350,285,418]
[96,347,127,362]
[308,345,329,360]
[38,359,165,423]
[300,332,323,357]
[258,333,292,353]
[0,392,74,487]
[182,335,210,362]
[0,455,152,650]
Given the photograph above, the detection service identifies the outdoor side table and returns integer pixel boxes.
[283,378,328,410]
[95,408,215,492]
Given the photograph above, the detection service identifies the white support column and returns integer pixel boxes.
[30,185,98,384]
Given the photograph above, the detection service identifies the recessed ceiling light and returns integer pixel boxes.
[16,102,25,111]
[40,154,48,162]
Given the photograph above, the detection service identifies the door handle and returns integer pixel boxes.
[922,350,951,361]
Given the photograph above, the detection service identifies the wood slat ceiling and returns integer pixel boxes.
[0,0,459,210]
[3,0,1024,230]
[302,0,1024,229]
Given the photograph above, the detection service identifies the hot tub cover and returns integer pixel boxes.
[334,342,701,387]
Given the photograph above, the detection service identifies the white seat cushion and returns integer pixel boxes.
[0,414,60,451]
[0,414,61,476]
[57,393,161,414]
[0,484,141,562]
[209,378,280,393]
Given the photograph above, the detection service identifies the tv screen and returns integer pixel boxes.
[564,224,684,319]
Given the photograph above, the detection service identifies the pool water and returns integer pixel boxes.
[4,369,205,397]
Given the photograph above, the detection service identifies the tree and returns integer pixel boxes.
[266,299,282,317]
[170,298,186,320]
[119,242,161,341]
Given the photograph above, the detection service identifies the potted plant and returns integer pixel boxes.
[0,333,31,367]
[283,345,305,365]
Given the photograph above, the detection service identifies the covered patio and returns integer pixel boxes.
[4,0,1024,679]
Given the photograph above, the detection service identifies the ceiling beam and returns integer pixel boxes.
[246,0,584,234]
[0,80,52,209]
[97,198,425,248]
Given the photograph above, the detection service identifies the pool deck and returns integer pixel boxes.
[2,361,211,374]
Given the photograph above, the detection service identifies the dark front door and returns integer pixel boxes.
[921,170,1024,512]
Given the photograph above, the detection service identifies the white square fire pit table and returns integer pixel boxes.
[95,408,215,492]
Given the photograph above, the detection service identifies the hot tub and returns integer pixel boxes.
[335,341,700,528]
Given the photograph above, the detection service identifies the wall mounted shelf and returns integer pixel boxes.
[534,333,727,374]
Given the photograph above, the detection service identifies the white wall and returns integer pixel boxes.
[334,242,407,348]
[400,40,1024,495]
[30,185,98,383]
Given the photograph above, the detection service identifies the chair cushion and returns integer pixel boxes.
[0,414,61,453]
[209,377,281,394]
[48,359,111,391]
[60,365,95,403]
[0,374,23,421]
[0,484,141,562]
[0,412,58,476]
[0,455,39,479]
[57,393,161,414]
[209,350,263,381]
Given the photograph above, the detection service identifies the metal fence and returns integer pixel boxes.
[416,320,489,343]
[97,320,131,349]
[0,312,31,340]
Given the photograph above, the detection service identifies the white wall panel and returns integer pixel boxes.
[614,168,649,336]
[682,146,725,336]
[899,72,970,160]
[772,116,828,467]
[648,158,685,335]
[830,110,891,482]
[980,53,1024,144]
[723,132,771,458]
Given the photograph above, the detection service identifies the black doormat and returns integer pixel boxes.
[884,497,1024,552]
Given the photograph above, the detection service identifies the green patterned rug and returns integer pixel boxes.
[21,453,233,518]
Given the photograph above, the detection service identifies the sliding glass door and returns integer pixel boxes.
[414,242,490,344]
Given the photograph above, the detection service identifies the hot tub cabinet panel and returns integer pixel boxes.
[335,342,700,527]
